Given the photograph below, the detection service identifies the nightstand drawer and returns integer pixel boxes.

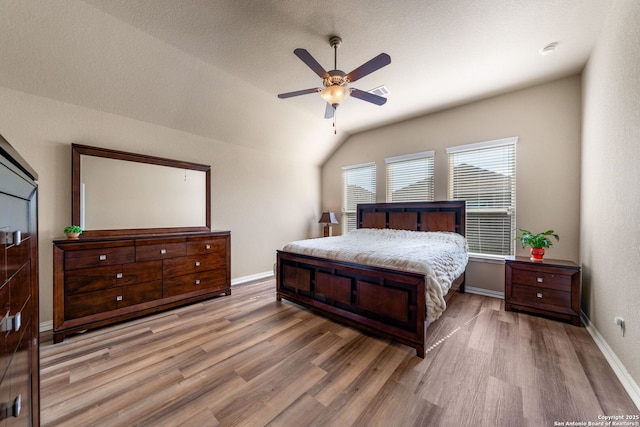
[510,268,571,291]
[510,284,572,310]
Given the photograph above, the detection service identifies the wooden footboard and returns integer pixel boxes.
[276,250,428,357]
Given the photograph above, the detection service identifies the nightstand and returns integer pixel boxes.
[504,256,581,326]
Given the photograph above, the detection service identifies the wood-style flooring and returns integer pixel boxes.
[40,278,638,426]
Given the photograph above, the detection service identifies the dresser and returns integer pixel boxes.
[0,136,39,427]
[53,231,230,343]
[505,256,581,326]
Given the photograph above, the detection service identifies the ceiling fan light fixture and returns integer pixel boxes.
[321,85,350,107]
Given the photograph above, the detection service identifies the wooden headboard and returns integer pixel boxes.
[357,201,466,236]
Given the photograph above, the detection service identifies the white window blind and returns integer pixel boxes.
[342,162,376,233]
[385,151,435,202]
[447,137,517,256]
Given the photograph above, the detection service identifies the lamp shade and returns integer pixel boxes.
[319,211,339,224]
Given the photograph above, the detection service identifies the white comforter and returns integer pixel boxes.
[282,228,469,322]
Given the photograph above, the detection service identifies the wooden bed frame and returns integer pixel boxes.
[276,201,466,357]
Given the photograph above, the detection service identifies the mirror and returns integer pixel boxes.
[72,144,211,237]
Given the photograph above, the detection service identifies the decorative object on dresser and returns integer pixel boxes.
[514,228,559,262]
[63,225,82,239]
[277,201,467,358]
[52,144,231,343]
[318,211,339,237]
[505,256,581,326]
[0,134,40,426]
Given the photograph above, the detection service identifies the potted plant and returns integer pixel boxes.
[514,228,559,262]
[64,225,83,239]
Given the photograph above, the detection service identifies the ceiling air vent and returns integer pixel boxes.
[368,85,390,97]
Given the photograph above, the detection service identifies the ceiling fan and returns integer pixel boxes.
[277,36,391,120]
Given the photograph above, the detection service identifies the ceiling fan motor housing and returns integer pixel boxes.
[324,70,348,88]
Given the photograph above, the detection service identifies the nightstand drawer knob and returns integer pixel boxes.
[195,261,201,267]
[536,292,543,298]
[99,254,107,261]
[205,244,211,250]
[116,273,123,279]
[536,277,543,283]
[195,279,201,285]
[116,295,123,301]
[160,249,166,254]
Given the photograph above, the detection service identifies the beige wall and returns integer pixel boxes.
[582,0,640,390]
[0,87,320,324]
[322,76,582,293]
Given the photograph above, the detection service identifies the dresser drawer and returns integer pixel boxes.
[65,288,121,319]
[187,236,227,256]
[6,237,30,280]
[119,280,163,308]
[65,245,135,270]
[136,240,186,261]
[163,269,228,297]
[65,265,120,294]
[510,268,571,291]
[65,260,162,294]
[163,254,225,278]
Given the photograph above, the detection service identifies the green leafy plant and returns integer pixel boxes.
[514,228,559,249]
[64,225,83,234]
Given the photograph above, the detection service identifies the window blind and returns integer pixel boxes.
[447,138,517,256]
[342,162,376,233]
[385,151,434,202]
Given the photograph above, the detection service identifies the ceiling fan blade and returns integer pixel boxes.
[294,48,329,79]
[347,53,391,82]
[350,88,388,106]
[324,103,335,119]
[277,88,320,99]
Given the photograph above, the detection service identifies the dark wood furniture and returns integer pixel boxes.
[53,144,231,343]
[276,201,466,358]
[505,256,581,326]
[0,135,39,426]
[53,231,231,343]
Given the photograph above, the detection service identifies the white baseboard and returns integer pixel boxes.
[581,311,640,411]
[465,286,504,299]
[40,320,53,333]
[231,271,274,286]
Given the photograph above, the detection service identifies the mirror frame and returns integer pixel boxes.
[72,144,211,237]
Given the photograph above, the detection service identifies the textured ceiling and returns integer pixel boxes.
[0,0,613,164]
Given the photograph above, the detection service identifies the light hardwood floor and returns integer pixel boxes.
[40,279,638,426]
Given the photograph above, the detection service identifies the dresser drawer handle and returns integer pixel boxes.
[116,295,123,302]
[205,244,211,250]
[12,393,21,418]
[536,277,543,283]
[13,230,22,246]
[195,279,201,285]
[160,249,167,254]
[195,261,201,267]
[10,312,21,332]
[536,292,543,298]
[116,273,123,279]
[99,254,107,261]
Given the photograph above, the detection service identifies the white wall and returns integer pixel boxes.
[0,87,320,324]
[322,76,582,293]
[582,0,640,393]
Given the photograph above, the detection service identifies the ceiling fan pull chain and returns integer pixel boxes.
[333,109,337,134]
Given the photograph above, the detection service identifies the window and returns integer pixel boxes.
[342,162,376,233]
[385,151,435,202]
[447,137,517,256]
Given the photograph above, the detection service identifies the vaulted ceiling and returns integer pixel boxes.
[0,0,612,165]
